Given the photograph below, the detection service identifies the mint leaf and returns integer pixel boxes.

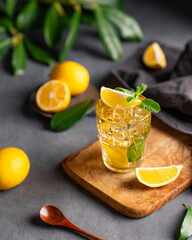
[140,98,160,113]
[116,85,161,113]
[127,138,145,162]
[126,97,134,102]
[115,87,134,96]
[136,83,147,96]
[179,204,192,240]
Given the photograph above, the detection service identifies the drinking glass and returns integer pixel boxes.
[95,97,151,173]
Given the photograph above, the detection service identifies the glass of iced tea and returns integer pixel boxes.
[95,86,152,173]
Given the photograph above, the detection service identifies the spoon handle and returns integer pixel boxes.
[62,221,103,240]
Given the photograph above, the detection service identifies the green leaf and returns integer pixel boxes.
[94,7,122,61]
[115,87,134,96]
[127,137,145,162]
[16,1,38,31]
[12,40,27,76]
[0,38,12,59]
[51,99,94,131]
[0,1,4,13]
[77,0,121,6]
[136,83,147,96]
[126,97,134,102]
[59,8,81,61]
[140,98,161,113]
[44,6,61,48]
[6,0,17,18]
[179,204,192,240]
[0,26,6,35]
[102,6,143,41]
[80,11,95,24]
[24,38,54,66]
[0,18,14,32]
[115,0,123,10]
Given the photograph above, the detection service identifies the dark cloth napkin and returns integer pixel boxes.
[106,41,192,135]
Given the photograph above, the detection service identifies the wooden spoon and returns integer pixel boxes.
[39,205,103,240]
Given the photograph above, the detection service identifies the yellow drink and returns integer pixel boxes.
[96,97,151,173]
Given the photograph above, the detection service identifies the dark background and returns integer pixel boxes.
[0,1,192,239]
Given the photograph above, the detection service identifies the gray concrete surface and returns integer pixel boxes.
[0,1,192,239]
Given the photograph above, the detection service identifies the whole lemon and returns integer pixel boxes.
[49,61,90,96]
[0,147,30,190]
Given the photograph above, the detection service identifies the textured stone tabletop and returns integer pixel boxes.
[0,1,192,239]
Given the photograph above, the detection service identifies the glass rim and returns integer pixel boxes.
[96,111,151,123]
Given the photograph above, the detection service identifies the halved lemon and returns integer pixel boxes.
[100,86,141,108]
[143,42,167,69]
[36,80,71,113]
[135,165,183,188]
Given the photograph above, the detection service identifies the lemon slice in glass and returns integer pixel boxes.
[100,86,141,108]
[104,144,128,168]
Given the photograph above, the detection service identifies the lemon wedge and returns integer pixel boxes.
[103,144,128,168]
[135,165,183,187]
[100,86,141,108]
[143,42,167,69]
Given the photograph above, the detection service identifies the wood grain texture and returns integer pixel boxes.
[62,117,192,218]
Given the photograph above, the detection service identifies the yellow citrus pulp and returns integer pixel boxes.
[103,144,128,169]
[100,86,141,108]
[143,42,167,69]
[0,147,30,190]
[49,61,90,95]
[135,165,183,187]
[36,80,71,113]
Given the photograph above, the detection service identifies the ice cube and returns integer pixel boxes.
[134,121,145,137]
[133,108,149,121]
[113,104,126,121]
[128,122,137,133]
[111,123,129,147]
[124,108,133,120]
[98,121,113,141]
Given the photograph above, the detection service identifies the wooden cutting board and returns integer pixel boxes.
[62,117,192,218]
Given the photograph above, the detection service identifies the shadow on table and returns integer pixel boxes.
[21,93,51,130]
[30,215,47,227]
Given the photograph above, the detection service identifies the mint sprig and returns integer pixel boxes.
[115,83,161,113]
[127,137,145,162]
[115,87,134,96]
[136,83,147,96]
[140,98,160,113]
